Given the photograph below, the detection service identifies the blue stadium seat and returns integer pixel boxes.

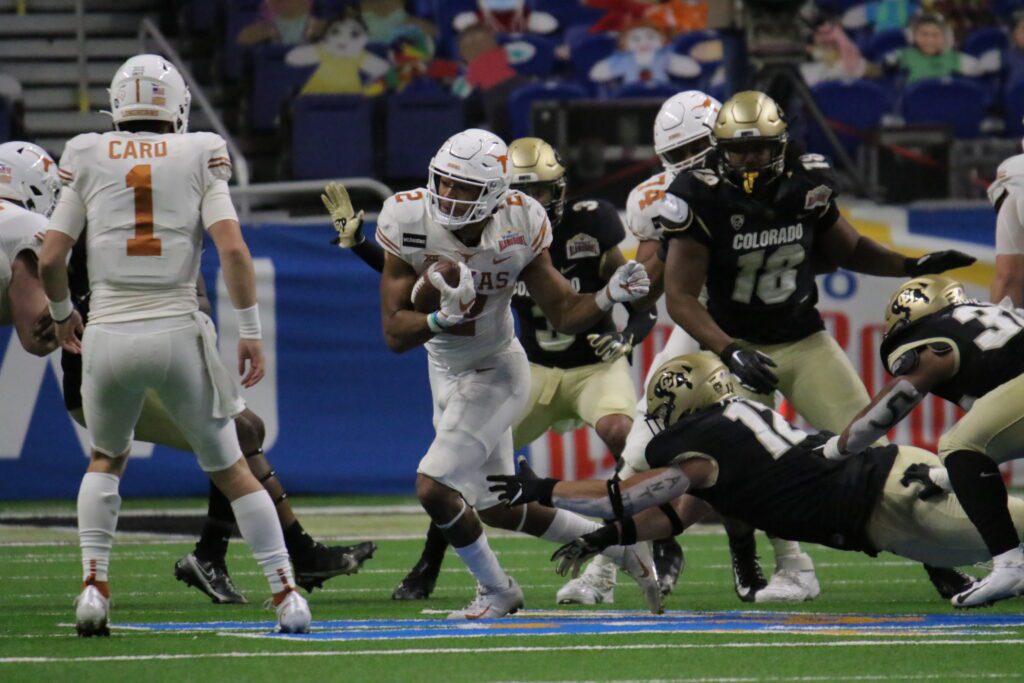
[901,78,992,138]
[806,80,890,157]
[1004,80,1024,137]
[507,81,588,138]
[435,0,477,57]
[569,32,617,82]
[613,81,682,100]
[385,93,465,178]
[291,96,375,179]
[861,28,907,62]
[962,26,1008,58]
[224,0,262,81]
[533,0,604,30]
[250,45,316,131]
[498,33,557,77]
[0,100,10,144]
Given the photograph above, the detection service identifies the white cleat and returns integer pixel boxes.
[953,546,1024,608]
[447,577,524,620]
[74,584,110,637]
[613,543,664,614]
[557,559,617,605]
[275,589,312,633]
[756,553,821,603]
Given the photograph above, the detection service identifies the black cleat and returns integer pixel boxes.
[653,537,685,596]
[731,547,768,603]
[392,556,443,600]
[174,553,248,604]
[924,564,978,600]
[294,541,377,593]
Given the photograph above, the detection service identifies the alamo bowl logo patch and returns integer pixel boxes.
[498,231,527,251]
[804,184,832,210]
[566,233,600,260]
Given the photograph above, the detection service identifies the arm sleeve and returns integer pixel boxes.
[200,179,239,229]
[352,237,386,274]
[46,184,87,240]
[996,193,1024,255]
[621,302,658,344]
[594,200,626,251]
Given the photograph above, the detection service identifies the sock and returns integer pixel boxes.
[727,525,757,558]
[421,523,450,564]
[195,482,234,564]
[78,472,121,584]
[283,520,317,559]
[231,490,294,594]
[768,537,807,565]
[540,509,602,543]
[946,450,1020,556]
[453,532,508,591]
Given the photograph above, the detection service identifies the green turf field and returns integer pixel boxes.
[3,496,1024,682]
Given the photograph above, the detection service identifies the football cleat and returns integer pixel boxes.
[556,559,616,605]
[447,577,524,620]
[174,553,247,604]
[730,545,767,602]
[756,554,820,603]
[293,541,377,593]
[923,564,977,600]
[392,555,443,600]
[74,583,110,637]
[614,543,664,614]
[274,588,312,633]
[952,546,1024,608]
[653,537,685,596]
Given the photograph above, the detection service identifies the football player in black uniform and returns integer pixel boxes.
[486,354,997,592]
[58,239,375,603]
[658,90,975,600]
[820,276,1024,607]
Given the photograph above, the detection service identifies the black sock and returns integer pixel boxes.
[283,521,317,559]
[195,483,234,564]
[726,526,757,558]
[421,523,450,565]
[945,449,1020,556]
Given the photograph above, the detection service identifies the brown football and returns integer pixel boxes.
[411,259,460,313]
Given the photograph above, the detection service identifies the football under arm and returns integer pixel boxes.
[817,215,908,277]
[663,236,732,355]
[521,248,606,334]
[380,252,433,352]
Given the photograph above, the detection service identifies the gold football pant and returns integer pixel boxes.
[938,373,1024,464]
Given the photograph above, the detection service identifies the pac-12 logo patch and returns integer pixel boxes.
[804,185,832,210]
[730,214,745,230]
[566,233,600,260]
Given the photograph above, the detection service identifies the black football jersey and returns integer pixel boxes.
[513,198,625,369]
[664,154,841,344]
[879,302,1024,408]
[645,398,895,554]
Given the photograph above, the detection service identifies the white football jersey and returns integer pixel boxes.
[55,130,232,324]
[0,199,46,325]
[377,188,551,373]
[625,170,677,241]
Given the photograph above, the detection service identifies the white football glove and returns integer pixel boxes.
[431,262,476,329]
[596,260,650,310]
[587,331,633,363]
[321,182,365,248]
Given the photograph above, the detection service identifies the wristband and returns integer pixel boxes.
[903,256,918,276]
[427,311,445,334]
[594,286,613,312]
[48,295,74,323]
[823,435,845,461]
[929,467,952,492]
[236,304,262,340]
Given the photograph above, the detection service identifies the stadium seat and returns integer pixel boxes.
[0,99,10,144]
[498,33,557,77]
[962,25,1008,58]
[569,32,617,82]
[507,81,588,139]
[385,93,465,178]
[861,28,907,62]
[902,78,992,139]
[806,79,890,157]
[533,0,604,30]
[249,45,317,131]
[435,0,477,58]
[613,81,682,100]
[1005,80,1024,137]
[224,0,262,81]
[291,96,375,179]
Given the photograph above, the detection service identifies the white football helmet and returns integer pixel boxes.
[427,128,510,229]
[0,141,61,217]
[109,54,191,133]
[654,90,721,173]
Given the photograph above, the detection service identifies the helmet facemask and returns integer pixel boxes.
[714,135,787,195]
[427,167,505,229]
[658,133,713,173]
[512,176,567,225]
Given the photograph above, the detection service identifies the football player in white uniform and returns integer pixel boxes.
[989,151,1024,306]
[0,141,65,356]
[38,54,310,636]
[376,128,661,619]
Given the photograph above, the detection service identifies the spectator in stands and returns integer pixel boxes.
[886,12,980,82]
[924,0,995,42]
[843,0,919,33]
[586,0,650,34]
[1006,11,1024,90]
[368,25,459,94]
[286,8,389,94]
[452,0,558,36]
[362,0,437,44]
[801,20,867,87]
[236,0,325,46]
[644,0,708,36]
[589,18,699,85]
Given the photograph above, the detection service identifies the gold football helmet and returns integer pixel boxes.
[884,275,969,337]
[711,91,788,195]
[645,353,737,430]
[508,137,568,225]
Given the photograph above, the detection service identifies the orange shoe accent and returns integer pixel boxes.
[272,586,294,606]
[83,576,110,599]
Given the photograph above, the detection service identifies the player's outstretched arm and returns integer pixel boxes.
[208,219,264,387]
[38,230,83,354]
[818,216,975,277]
[322,182,385,274]
[522,249,649,335]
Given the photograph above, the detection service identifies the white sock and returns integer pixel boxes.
[78,472,121,583]
[769,537,804,560]
[231,490,294,594]
[454,532,508,591]
[540,509,601,543]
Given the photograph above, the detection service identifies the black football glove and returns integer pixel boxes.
[487,456,558,507]
[797,430,837,452]
[899,463,946,500]
[719,342,778,395]
[551,530,611,578]
[905,250,976,277]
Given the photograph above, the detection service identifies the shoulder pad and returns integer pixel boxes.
[190,131,227,149]
[382,189,429,225]
[63,132,102,154]
[690,169,719,187]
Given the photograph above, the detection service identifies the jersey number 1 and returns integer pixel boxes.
[126,164,161,256]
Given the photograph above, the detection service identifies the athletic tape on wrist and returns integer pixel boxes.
[594,286,613,312]
[48,295,74,323]
[426,311,444,334]
[236,304,262,340]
